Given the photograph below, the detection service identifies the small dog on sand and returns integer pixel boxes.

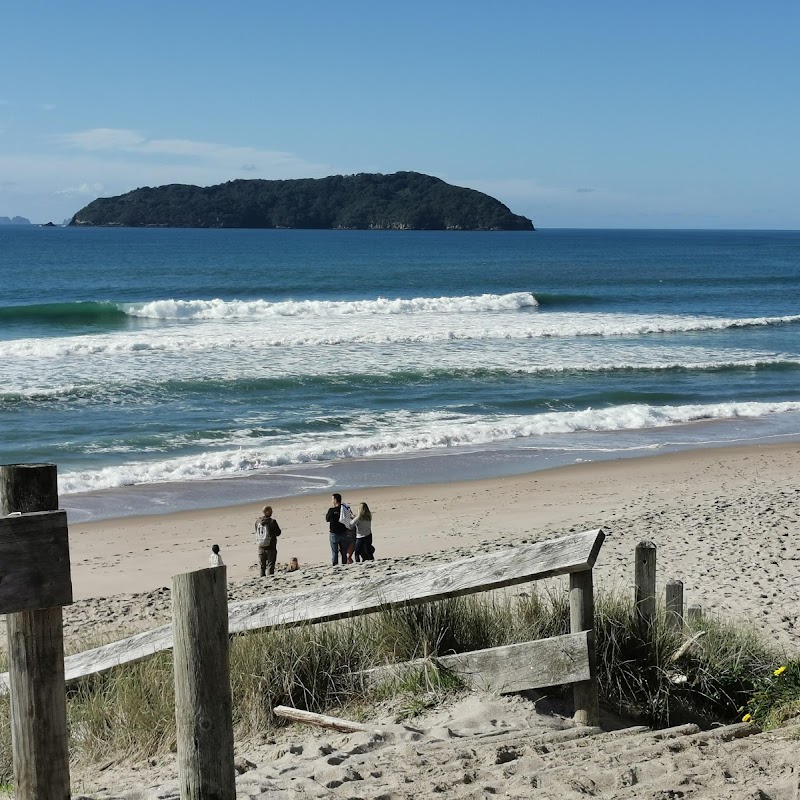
[288,557,299,572]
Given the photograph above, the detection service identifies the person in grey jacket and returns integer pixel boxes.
[255,505,281,576]
[353,502,375,562]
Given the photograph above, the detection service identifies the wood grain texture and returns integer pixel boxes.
[635,539,657,636]
[0,464,58,515]
[665,579,684,633]
[172,566,235,800]
[7,609,70,800]
[1,463,71,800]
[570,569,599,726]
[361,632,591,694]
[0,511,72,614]
[273,706,372,732]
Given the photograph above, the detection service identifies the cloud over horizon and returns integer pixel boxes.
[0,128,337,220]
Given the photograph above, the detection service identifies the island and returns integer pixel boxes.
[0,216,32,225]
[69,172,534,231]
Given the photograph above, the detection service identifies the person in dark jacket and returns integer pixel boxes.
[255,505,281,576]
[325,493,353,566]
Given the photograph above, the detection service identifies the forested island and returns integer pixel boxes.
[69,172,534,231]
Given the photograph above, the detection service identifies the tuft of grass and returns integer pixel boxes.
[0,695,10,786]
[68,652,177,763]
[592,592,785,727]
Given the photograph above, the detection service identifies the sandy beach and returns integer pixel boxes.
[49,441,800,652]
[4,442,800,798]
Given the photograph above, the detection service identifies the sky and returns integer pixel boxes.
[1,1,799,228]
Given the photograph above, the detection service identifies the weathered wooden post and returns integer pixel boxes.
[0,463,72,800]
[687,604,704,625]
[172,566,236,800]
[569,568,599,726]
[665,579,684,634]
[634,540,657,640]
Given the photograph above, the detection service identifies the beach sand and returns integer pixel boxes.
[4,442,800,797]
[53,441,800,651]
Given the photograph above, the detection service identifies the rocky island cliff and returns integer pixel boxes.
[70,172,534,231]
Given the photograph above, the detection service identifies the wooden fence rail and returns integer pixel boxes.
[3,529,606,726]
[2,529,606,691]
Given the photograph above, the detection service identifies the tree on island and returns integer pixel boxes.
[70,172,534,231]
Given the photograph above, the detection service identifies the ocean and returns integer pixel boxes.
[2,226,799,523]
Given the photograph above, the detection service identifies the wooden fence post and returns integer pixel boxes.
[172,567,236,800]
[1,463,71,800]
[569,569,599,726]
[634,540,657,640]
[665,579,684,634]
[687,604,703,625]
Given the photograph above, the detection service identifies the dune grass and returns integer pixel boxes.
[0,586,796,782]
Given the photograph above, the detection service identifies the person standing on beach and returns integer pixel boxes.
[208,543,224,567]
[326,493,353,566]
[255,505,281,576]
[352,502,375,562]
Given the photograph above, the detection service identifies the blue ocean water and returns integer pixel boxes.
[2,226,799,521]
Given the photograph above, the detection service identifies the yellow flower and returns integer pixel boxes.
[774,666,787,677]
[742,713,752,722]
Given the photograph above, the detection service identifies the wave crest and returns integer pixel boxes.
[122,292,539,319]
[59,399,800,494]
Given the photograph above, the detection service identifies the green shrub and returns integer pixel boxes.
[742,658,800,729]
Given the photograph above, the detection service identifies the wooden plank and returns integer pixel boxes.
[0,511,73,614]
[273,706,371,732]
[0,530,604,692]
[227,529,605,632]
[360,633,590,694]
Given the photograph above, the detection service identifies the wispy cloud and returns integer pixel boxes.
[55,128,148,150]
[2,128,336,221]
[53,128,328,176]
[54,182,105,196]
[42,104,56,112]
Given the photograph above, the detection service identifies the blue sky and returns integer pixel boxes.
[2,1,798,228]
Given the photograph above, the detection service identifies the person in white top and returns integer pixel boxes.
[353,502,375,562]
[209,544,224,567]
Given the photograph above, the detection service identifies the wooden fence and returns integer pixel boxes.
[1,460,607,797]
[5,461,708,799]
[165,527,607,797]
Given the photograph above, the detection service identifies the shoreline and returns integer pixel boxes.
[63,440,800,653]
[60,421,800,525]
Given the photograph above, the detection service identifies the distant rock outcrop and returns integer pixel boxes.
[70,172,534,231]
[0,216,32,225]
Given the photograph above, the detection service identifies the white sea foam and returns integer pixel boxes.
[2,345,797,397]
[122,292,539,319]
[3,310,800,362]
[58,399,800,494]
